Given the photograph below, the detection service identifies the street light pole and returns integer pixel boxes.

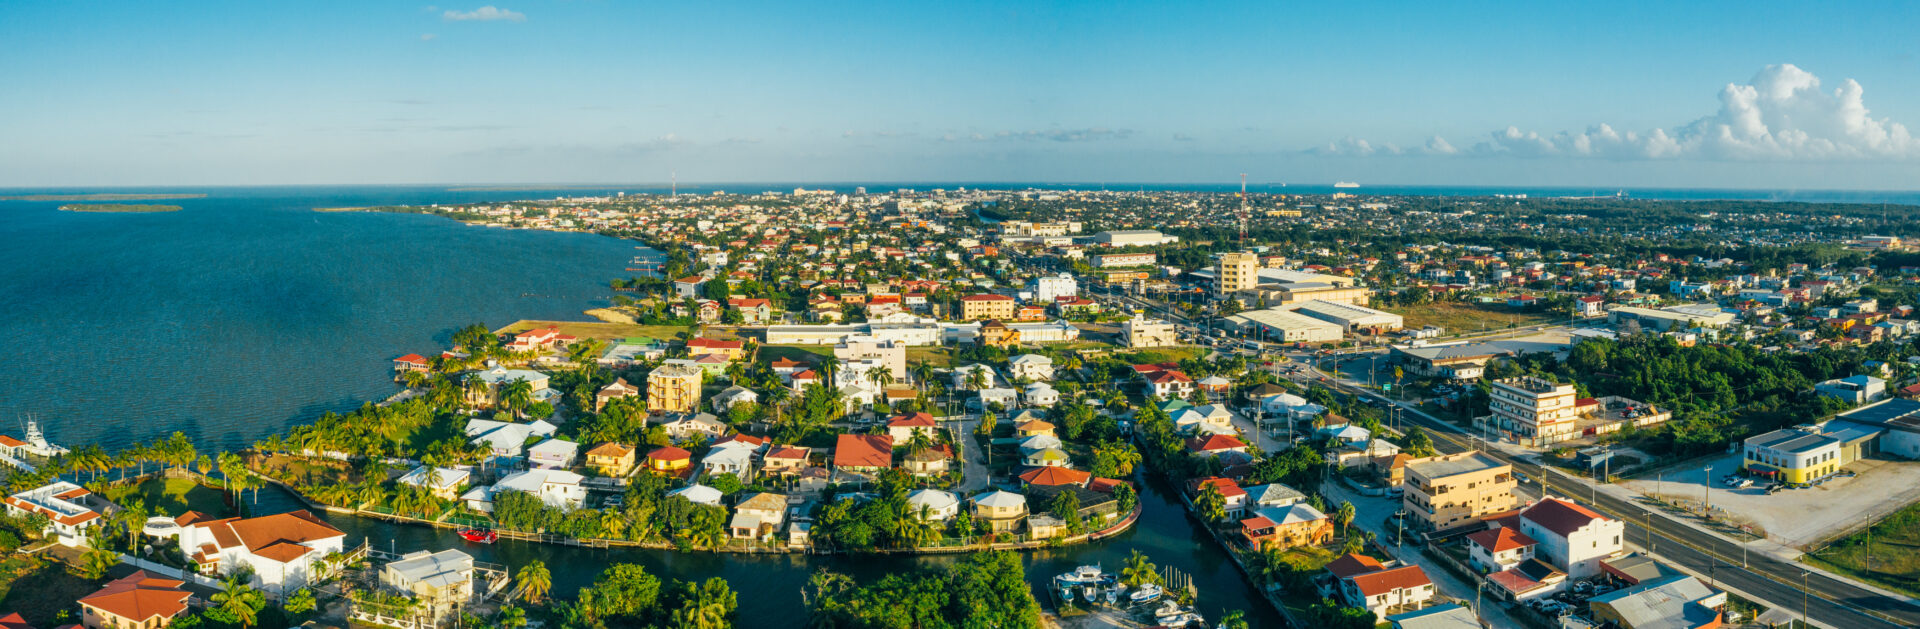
[1802,570,1811,627]
[1703,466,1713,517]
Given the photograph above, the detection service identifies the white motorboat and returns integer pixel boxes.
[1055,564,1106,586]
[1129,582,1164,603]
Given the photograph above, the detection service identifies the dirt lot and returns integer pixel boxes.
[1620,452,1920,548]
[1383,302,1558,335]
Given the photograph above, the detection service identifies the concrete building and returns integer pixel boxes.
[1217,251,1260,297]
[1586,575,1726,629]
[1121,316,1178,348]
[1255,282,1374,306]
[1089,252,1157,268]
[1028,273,1078,303]
[1742,427,1845,484]
[1403,452,1516,532]
[1486,377,1581,446]
[647,363,704,413]
[1518,496,1623,579]
[380,549,477,623]
[959,294,1017,320]
[1091,230,1178,247]
[1816,375,1886,405]
[1608,304,1735,331]
[1223,308,1344,343]
[1285,299,1404,332]
[834,335,908,384]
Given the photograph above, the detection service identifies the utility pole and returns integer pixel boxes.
[1802,570,1811,627]
[1703,465,1713,517]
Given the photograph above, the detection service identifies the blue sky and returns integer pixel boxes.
[4,1,1919,188]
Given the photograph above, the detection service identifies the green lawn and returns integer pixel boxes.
[137,477,231,518]
[907,347,957,368]
[1805,501,1920,597]
[760,345,834,364]
[0,555,97,627]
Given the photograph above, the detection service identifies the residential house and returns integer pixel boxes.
[729,492,789,540]
[1338,564,1437,621]
[646,446,695,478]
[527,438,579,469]
[886,413,939,442]
[1468,527,1538,573]
[3,480,107,546]
[960,294,1017,320]
[906,489,961,521]
[761,446,812,477]
[971,490,1029,533]
[1007,354,1055,382]
[834,434,894,473]
[396,466,470,500]
[595,378,640,411]
[668,484,724,507]
[78,572,192,629]
[656,412,727,443]
[169,510,347,594]
[727,298,773,324]
[701,444,756,482]
[381,549,476,623]
[463,419,558,459]
[978,320,1020,348]
[584,443,637,477]
[1185,434,1250,458]
[903,445,953,477]
[1023,383,1059,408]
[686,337,747,361]
[714,386,759,411]
[1241,503,1333,550]
[1403,452,1516,532]
[489,468,587,511]
[1015,420,1056,438]
[1019,466,1091,489]
[1188,477,1249,520]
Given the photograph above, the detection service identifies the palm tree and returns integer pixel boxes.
[518,560,552,603]
[867,366,894,391]
[911,361,935,387]
[1339,535,1365,556]
[964,367,987,392]
[1334,501,1356,538]
[1120,549,1161,587]
[212,576,264,628]
[118,502,149,553]
[1218,610,1249,629]
[1195,484,1227,524]
[501,378,535,419]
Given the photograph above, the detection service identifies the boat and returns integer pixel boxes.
[1055,564,1106,586]
[1333,181,1360,188]
[1159,612,1202,627]
[1153,600,1188,619]
[1129,583,1164,603]
[458,528,498,544]
[1103,587,1119,605]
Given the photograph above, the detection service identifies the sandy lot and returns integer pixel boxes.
[1620,452,1920,548]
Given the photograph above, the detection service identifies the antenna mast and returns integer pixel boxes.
[1238,173,1249,242]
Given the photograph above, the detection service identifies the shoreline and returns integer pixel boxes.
[59,203,182,213]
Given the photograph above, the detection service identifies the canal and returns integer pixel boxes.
[255,472,1283,627]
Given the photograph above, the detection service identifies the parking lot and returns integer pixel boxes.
[1619,452,1920,548]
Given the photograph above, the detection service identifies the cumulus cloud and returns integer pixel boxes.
[443,6,525,21]
[1323,64,1919,161]
[1311,137,1402,156]
[419,33,437,41]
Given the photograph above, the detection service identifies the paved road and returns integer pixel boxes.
[1310,369,1920,629]
[951,414,993,494]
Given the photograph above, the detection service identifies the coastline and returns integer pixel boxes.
[4,193,204,201]
[59,203,182,213]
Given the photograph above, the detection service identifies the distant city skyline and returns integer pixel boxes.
[4,1,1919,188]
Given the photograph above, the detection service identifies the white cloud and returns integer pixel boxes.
[1323,65,1919,161]
[419,33,437,41]
[443,6,525,22]
[975,128,1134,142]
[1311,137,1401,156]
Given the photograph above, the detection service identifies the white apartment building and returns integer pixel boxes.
[1487,377,1582,446]
[1517,496,1624,580]
[1028,274,1078,303]
[1121,317,1178,348]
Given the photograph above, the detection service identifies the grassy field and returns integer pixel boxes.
[496,320,718,342]
[1384,302,1559,335]
[1805,501,1920,597]
[137,477,231,517]
[759,345,834,364]
[907,346,957,368]
[0,555,97,627]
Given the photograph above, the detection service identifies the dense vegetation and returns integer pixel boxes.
[802,551,1041,629]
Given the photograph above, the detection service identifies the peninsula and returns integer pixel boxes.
[58,203,183,213]
[4,192,204,201]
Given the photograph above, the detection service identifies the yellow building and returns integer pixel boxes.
[1743,427,1845,484]
[584,442,637,477]
[1217,251,1259,297]
[979,320,1021,348]
[1403,451,1516,532]
[647,363,704,413]
[960,294,1017,320]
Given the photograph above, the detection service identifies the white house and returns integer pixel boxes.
[974,388,1018,410]
[952,364,1000,390]
[906,489,960,521]
[1467,527,1538,573]
[1338,564,1436,621]
[1518,496,1623,579]
[713,386,759,411]
[526,438,580,469]
[700,446,756,482]
[381,549,476,622]
[1172,405,1235,434]
[487,468,587,511]
[655,413,728,443]
[170,510,346,594]
[1023,383,1060,408]
[396,466,470,500]
[3,480,107,546]
[668,484,724,507]
[464,419,557,459]
[1007,354,1055,382]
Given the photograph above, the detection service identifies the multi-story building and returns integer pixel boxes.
[1402,451,1516,532]
[1487,377,1582,446]
[959,294,1017,320]
[1121,316,1179,348]
[1517,496,1624,580]
[647,363,704,413]
[1217,251,1259,297]
[834,335,907,384]
[1028,274,1078,303]
[1089,252,1157,268]
[1743,427,1844,484]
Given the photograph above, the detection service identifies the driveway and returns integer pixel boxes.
[951,414,993,494]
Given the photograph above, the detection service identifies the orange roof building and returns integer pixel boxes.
[78,571,191,629]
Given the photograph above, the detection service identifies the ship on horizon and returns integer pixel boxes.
[1333,181,1360,188]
